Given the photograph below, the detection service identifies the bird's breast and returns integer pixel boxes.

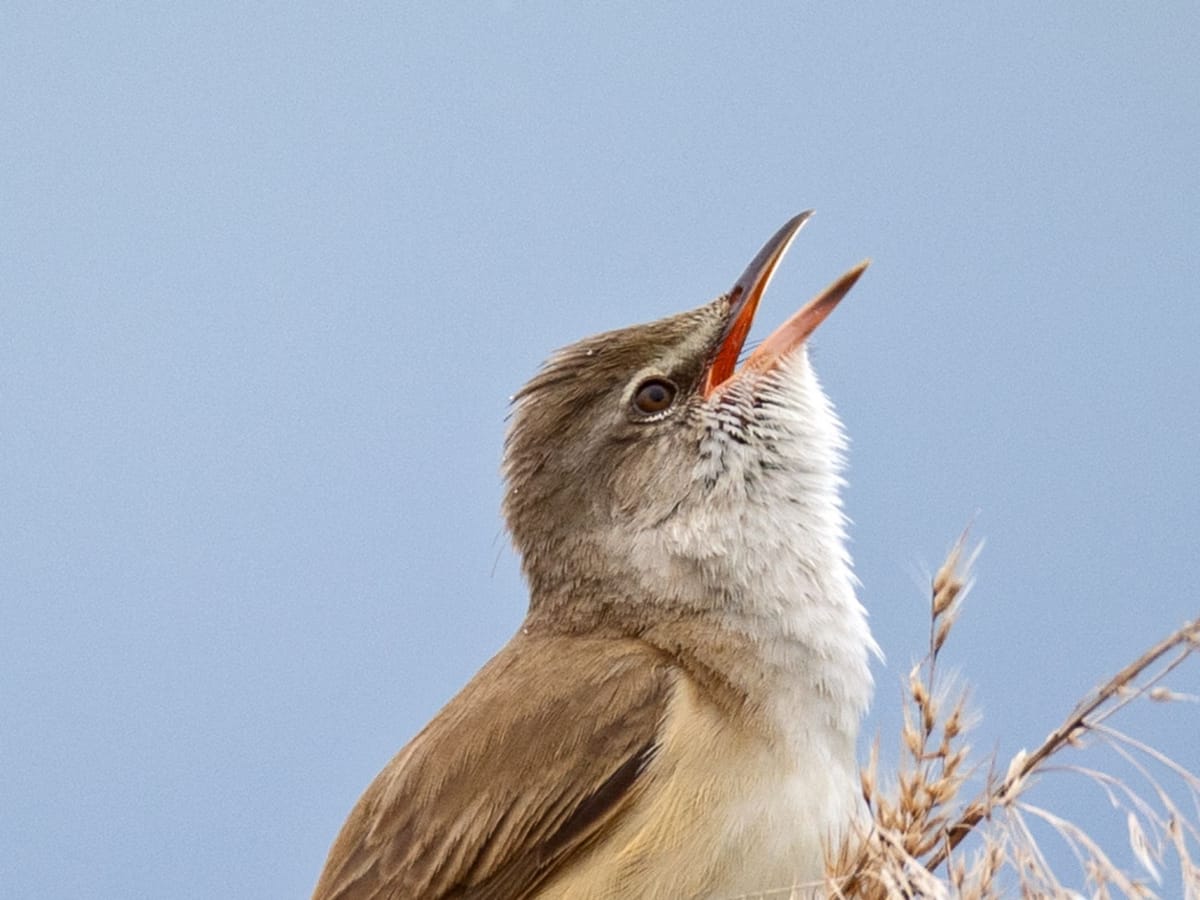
[535,670,863,899]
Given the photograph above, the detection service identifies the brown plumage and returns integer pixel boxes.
[313,214,877,900]
[314,634,677,899]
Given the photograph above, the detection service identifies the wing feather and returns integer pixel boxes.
[312,632,676,900]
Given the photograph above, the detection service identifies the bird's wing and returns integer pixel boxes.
[311,631,677,900]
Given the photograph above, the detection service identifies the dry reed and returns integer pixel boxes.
[825,534,1200,899]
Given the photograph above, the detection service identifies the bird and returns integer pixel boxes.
[312,213,878,900]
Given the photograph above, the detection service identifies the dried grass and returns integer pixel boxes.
[826,534,1200,899]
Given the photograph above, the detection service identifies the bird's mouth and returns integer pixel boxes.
[703,212,870,398]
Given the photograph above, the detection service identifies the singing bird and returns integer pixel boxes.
[313,214,878,899]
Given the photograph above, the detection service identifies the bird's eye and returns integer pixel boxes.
[632,378,677,415]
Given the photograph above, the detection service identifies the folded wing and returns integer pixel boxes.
[312,632,677,900]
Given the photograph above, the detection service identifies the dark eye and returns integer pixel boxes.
[632,378,677,415]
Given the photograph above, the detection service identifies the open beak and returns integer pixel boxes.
[703,212,869,398]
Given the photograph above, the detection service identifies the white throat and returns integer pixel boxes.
[602,350,879,896]
[627,350,877,724]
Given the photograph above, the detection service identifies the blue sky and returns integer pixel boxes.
[3,4,1198,897]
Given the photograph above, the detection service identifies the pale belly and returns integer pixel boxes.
[537,679,864,899]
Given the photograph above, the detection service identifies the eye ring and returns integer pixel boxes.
[631,378,678,416]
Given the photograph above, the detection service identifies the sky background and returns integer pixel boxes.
[3,4,1198,898]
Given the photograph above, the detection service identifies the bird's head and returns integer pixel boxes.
[503,214,869,619]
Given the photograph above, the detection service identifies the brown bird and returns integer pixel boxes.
[312,213,877,900]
